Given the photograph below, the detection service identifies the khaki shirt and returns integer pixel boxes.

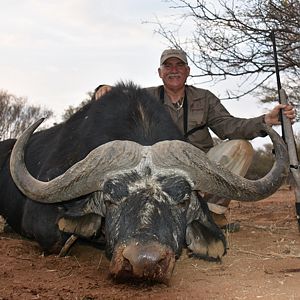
[146,85,266,152]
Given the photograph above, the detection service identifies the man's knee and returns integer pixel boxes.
[207,140,254,176]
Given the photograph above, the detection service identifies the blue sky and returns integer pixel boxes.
[0,0,292,147]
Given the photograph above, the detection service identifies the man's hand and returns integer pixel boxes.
[264,103,296,126]
[95,85,112,100]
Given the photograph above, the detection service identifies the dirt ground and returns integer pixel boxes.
[1,189,300,300]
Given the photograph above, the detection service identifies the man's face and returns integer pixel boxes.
[158,58,190,90]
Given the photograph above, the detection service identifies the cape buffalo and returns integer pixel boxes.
[0,82,289,283]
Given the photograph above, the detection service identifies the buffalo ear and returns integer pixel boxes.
[185,220,226,261]
[185,193,226,260]
[58,214,103,239]
[58,191,106,238]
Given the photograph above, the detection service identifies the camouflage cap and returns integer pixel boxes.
[160,49,188,65]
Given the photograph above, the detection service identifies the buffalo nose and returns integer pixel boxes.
[123,243,162,265]
[122,242,172,278]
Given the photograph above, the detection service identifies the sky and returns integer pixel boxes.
[0,1,169,115]
[0,0,294,148]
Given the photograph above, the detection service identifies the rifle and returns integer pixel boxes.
[270,30,300,230]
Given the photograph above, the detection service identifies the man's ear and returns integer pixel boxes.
[186,66,191,76]
[158,67,163,78]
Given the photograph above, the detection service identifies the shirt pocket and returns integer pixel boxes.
[189,100,207,129]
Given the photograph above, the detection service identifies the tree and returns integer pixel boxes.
[0,90,53,141]
[154,0,300,102]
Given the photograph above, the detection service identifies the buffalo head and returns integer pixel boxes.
[9,118,289,283]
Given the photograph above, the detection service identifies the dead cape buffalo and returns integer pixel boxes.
[0,82,289,283]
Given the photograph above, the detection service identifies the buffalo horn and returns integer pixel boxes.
[150,124,289,201]
[10,118,144,203]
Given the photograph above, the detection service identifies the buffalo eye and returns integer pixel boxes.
[177,194,190,209]
[103,179,129,206]
[160,176,192,207]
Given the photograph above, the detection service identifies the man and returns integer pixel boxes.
[95,49,296,231]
